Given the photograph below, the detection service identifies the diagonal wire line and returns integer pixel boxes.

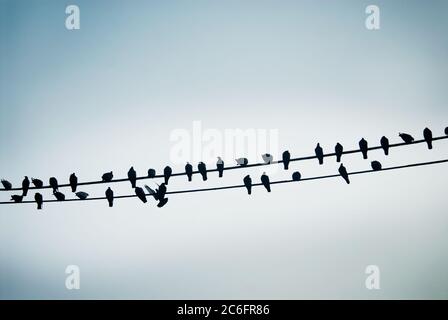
[1,158,447,205]
[1,135,447,192]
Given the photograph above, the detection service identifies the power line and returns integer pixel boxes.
[1,158,447,205]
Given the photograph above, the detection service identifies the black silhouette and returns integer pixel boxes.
[32,178,43,188]
[75,191,89,200]
[445,127,448,135]
[359,138,368,159]
[102,171,113,182]
[198,162,207,181]
[135,187,147,203]
[128,167,137,188]
[185,162,193,181]
[158,198,169,208]
[11,195,23,203]
[243,175,252,195]
[380,136,390,155]
[315,143,324,165]
[399,133,414,144]
[282,151,290,170]
[335,143,343,162]
[338,163,350,184]
[216,157,224,177]
[35,193,43,210]
[49,177,59,192]
[164,166,172,185]
[261,173,271,192]
[371,161,382,171]
[1,179,12,190]
[69,173,78,192]
[54,191,65,201]
[262,153,273,164]
[156,183,167,200]
[292,171,301,181]
[105,187,114,207]
[22,176,30,196]
[236,158,248,166]
[148,168,156,178]
[423,127,433,149]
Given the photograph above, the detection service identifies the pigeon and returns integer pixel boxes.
[338,163,350,184]
[243,175,252,195]
[105,187,114,207]
[157,198,169,208]
[423,127,433,150]
[359,138,368,159]
[185,162,193,181]
[53,191,65,201]
[164,166,172,185]
[69,173,78,192]
[135,187,147,203]
[216,157,224,178]
[156,183,167,200]
[399,133,414,144]
[282,151,290,170]
[260,173,271,192]
[262,153,273,164]
[32,178,43,188]
[148,168,156,178]
[315,143,324,165]
[34,193,43,210]
[1,179,12,190]
[371,161,382,171]
[235,158,248,166]
[102,171,113,182]
[75,191,89,200]
[22,176,30,197]
[198,162,207,181]
[49,177,59,192]
[128,167,137,188]
[445,127,448,135]
[380,136,390,156]
[292,171,301,181]
[11,195,23,203]
[335,143,343,162]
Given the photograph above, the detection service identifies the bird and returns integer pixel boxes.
[445,127,448,135]
[105,187,114,207]
[157,198,169,208]
[128,167,137,188]
[156,183,167,200]
[423,127,433,149]
[371,161,382,171]
[32,178,43,188]
[144,185,157,199]
[53,191,65,201]
[282,151,290,170]
[380,136,390,156]
[315,143,324,165]
[292,171,301,181]
[35,193,43,210]
[11,195,23,203]
[22,176,30,197]
[185,162,193,181]
[69,173,78,192]
[216,157,224,178]
[359,138,368,159]
[1,179,12,190]
[338,163,350,184]
[243,175,252,195]
[335,143,343,162]
[198,162,207,181]
[235,158,248,166]
[163,166,172,185]
[135,187,147,203]
[399,133,414,144]
[260,173,271,192]
[102,171,113,182]
[49,177,59,192]
[75,191,89,200]
[147,168,156,178]
[262,153,273,164]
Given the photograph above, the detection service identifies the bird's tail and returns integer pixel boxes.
[336,155,341,162]
[319,158,323,165]
[428,141,433,149]
[37,203,42,210]
[188,176,192,182]
[202,174,207,181]
[71,186,76,192]
[22,190,28,197]
[384,148,389,156]
[164,177,169,185]
[109,201,113,207]
[283,162,289,170]
[267,186,271,192]
[219,170,223,178]
[363,153,368,160]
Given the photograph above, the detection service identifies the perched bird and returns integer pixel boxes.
[260,173,271,192]
[185,162,193,181]
[399,133,414,144]
[198,162,207,181]
[105,187,114,207]
[22,176,30,197]
[423,127,433,150]
[262,153,273,164]
[102,171,113,182]
[75,191,89,200]
[164,166,172,185]
[49,177,59,192]
[156,183,167,200]
[135,187,147,203]
[31,178,43,188]
[338,163,350,184]
[35,193,43,210]
[69,173,78,192]
[282,151,290,170]
[128,167,137,188]
[292,171,301,181]
[216,157,224,178]
[380,136,390,156]
[235,158,249,166]
[148,168,156,178]
[1,179,12,190]
[359,138,368,159]
[11,195,23,203]
[243,175,252,195]
[315,143,324,165]
[54,191,65,201]
[371,161,382,171]
[335,143,343,162]
[445,127,448,135]
[157,198,169,208]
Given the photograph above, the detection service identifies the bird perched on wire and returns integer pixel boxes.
[32,178,43,188]
[164,166,172,185]
[335,143,343,162]
[399,133,414,144]
[292,171,301,181]
[22,176,30,197]
[261,173,271,192]
[128,167,137,188]
[371,161,382,171]
[102,171,113,182]
[216,157,224,178]
[338,163,350,184]
[53,191,65,201]
[423,127,433,150]
[11,195,23,203]
[359,138,368,159]
[69,173,78,192]
[148,168,156,178]
[198,162,207,181]
[262,153,273,164]
[49,177,59,192]
[315,143,324,165]
[282,151,290,170]
[35,193,43,210]
[243,175,252,195]
[135,187,147,203]
[75,191,89,200]
[185,162,193,181]
[105,187,114,207]
[380,136,390,156]
[1,179,12,190]
[236,158,249,166]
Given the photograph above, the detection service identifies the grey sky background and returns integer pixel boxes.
[0,0,447,299]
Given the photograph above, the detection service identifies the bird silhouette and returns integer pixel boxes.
[445,127,448,135]
[399,133,414,144]
[135,187,147,203]
[261,173,271,192]
[156,183,167,200]
[380,136,390,156]
[32,178,43,188]
[164,166,172,185]
[49,177,59,192]
[282,151,290,170]
[359,138,368,159]
[235,158,248,166]
[292,171,301,181]
[262,153,273,164]
[338,163,350,184]
[371,161,382,171]
[102,171,113,182]
[335,143,343,162]
[148,168,156,178]
[185,162,193,181]
[75,191,89,200]
[158,198,169,208]
[11,195,23,203]
[128,167,137,188]
[69,173,78,192]
[22,176,30,197]
[315,143,324,165]
[423,127,433,150]
[216,157,224,177]
[1,179,12,190]
[243,175,252,195]
[198,162,207,181]
[105,187,114,207]
[144,185,157,199]
[35,193,43,210]
[53,191,65,201]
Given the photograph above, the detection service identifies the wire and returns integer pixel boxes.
[1,158,447,205]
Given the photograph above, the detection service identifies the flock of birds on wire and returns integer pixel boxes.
[1,127,447,210]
